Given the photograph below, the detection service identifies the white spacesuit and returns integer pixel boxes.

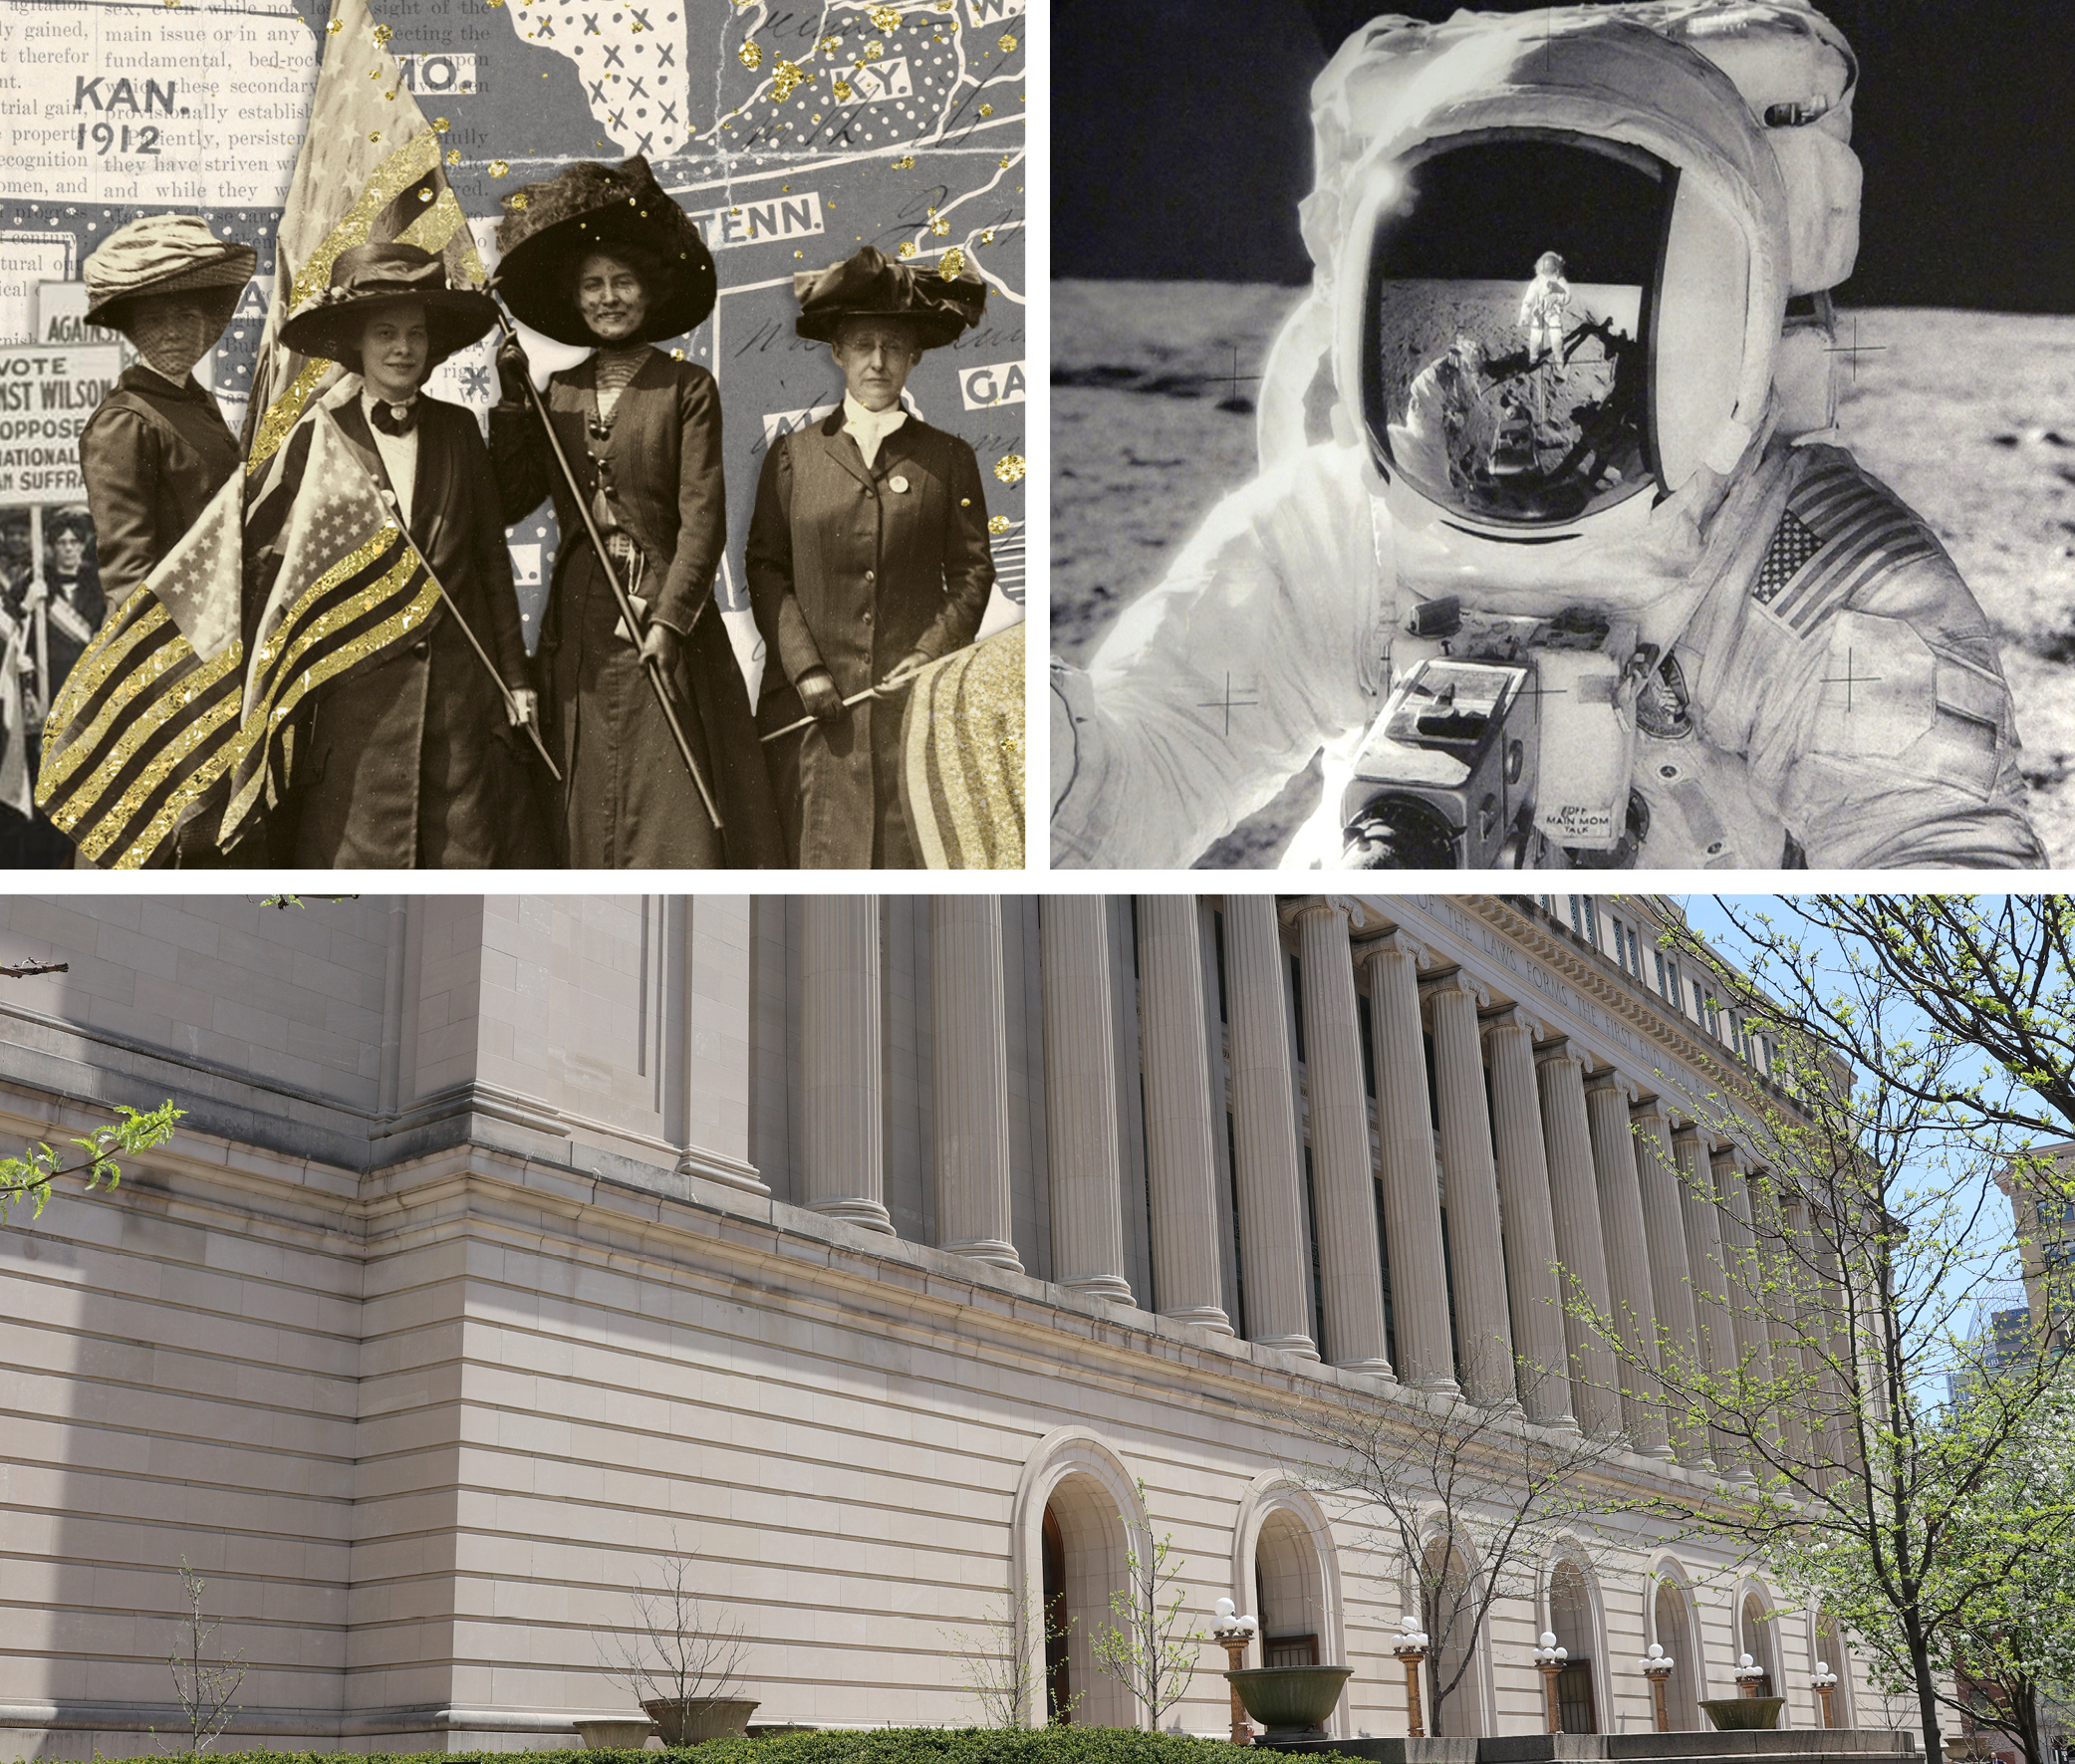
[1052,2,2043,871]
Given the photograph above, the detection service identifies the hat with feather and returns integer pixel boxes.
[792,246,986,350]
[492,156,716,347]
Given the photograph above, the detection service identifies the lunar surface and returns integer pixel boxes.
[1053,280,2075,870]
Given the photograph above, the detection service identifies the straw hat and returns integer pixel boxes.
[83,213,256,335]
[279,242,499,372]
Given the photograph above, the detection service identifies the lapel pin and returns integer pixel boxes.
[889,475,909,493]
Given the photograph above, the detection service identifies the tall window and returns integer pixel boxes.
[1655,950,1670,998]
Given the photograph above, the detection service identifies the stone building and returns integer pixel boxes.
[0,892,1907,1757]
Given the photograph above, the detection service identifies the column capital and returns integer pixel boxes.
[1420,968,1491,1009]
[1582,1068,1642,1106]
[1534,1036,1582,1071]
[1281,893,1351,929]
[1354,925,1434,968]
[1631,1093,1682,1130]
[1481,1000,1551,1042]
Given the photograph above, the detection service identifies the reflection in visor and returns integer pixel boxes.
[1364,135,1675,527]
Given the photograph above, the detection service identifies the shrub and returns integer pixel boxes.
[74,1734,1371,1764]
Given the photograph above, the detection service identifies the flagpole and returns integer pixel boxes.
[760,663,922,745]
[28,505,49,721]
[490,307,722,833]
[411,547,564,784]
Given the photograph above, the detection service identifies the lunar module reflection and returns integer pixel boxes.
[1383,252,1646,525]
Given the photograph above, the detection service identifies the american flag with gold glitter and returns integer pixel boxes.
[241,0,486,474]
[218,401,440,850]
[34,475,248,869]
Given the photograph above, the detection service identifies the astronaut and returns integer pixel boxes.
[1520,252,1571,365]
[1051,2,2044,871]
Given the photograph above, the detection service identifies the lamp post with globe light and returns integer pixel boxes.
[1641,1643,1676,1733]
[1736,1653,1768,1699]
[1210,1597,1260,1746]
[1395,1616,1431,1738]
[1534,1632,1569,1733]
[1813,1661,1839,1730]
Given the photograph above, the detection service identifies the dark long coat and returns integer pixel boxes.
[257,394,548,868]
[488,351,785,868]
[745,408,995,868]
[79,366,241,604]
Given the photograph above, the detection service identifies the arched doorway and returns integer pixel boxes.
[1040,1474,1136,1728]
[1254,1508,1325,1665]
[1653,1578,1701,1730]
[1741,1591,1782,1702]
[1424,1542,1488,1737]
[1548,1559,1600,1733]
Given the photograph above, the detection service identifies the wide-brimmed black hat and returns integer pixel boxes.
[279,242,499,371]
[83,213,256,334]
[793,246,986,350]
[493,157,716,348]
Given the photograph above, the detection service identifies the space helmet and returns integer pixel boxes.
[1271,3,1861,607]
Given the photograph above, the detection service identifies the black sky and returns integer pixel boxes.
[1054,0,2075,313]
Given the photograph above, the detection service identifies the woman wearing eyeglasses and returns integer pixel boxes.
[489,157,783,868]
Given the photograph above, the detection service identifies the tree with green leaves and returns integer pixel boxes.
[1574,900,2075,1764]
[1090,1481,1200,1732]
[1277,1354,1638,1735]
[1,1102,182,1226]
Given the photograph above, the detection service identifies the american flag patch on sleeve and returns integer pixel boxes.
[1750,453,1943,635]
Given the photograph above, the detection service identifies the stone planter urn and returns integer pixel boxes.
[641,1697,759,1744]
[1701,1696,1786,1730]
[575,1718,656,1749]
[1225,1665,1354,1743]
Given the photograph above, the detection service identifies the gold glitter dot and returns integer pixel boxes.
[373,21,392,42]
[893,153,914,169]
[833,78,853,100]
[771,57,804,101]
[868,3,900,30]
[897,241,917,259]
[930,216,949,236]
[738,40,763,69]
[960,498,971,507]
[447,148,461,163]
[434,117,450,131]
[988,514,1010,534]
[510,191,530,209]
[978,103,992,116]
[326,16,341,29]
[671,348,685,360]
[863,41,883,60]
[937,247,966,278]
[999,31,1016,51]
[488,159,510,177]
[369,130,384,141]
[979,228,995,245]
[818,33,841,53]
[993,454,1025,485]
[417,187,433,200]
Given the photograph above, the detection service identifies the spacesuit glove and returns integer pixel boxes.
[796,666,847,725]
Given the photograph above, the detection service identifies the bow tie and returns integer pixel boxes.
[371,399,418,436]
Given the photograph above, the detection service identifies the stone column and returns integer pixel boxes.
[1712,1147,1779,1455]
[1041,897,1135,1305]
[1675,1128,1742,1478]
[1135,896,1233,1335]
[1806,1211,1864,1480]
[1362,932,1457,1395]
[1484,1008,1574,1429]
[1292,900,1393,1375]
[1583,1071,1670,1457]
[1222,894,1318,1359]
[802,894,893,1233]
[1427,973,1515,1406]
[1536,1045,1622,1438]
[1633,1098,1707,1467]
[930,895,1022,1272]
[1746,1164,1810,1462]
